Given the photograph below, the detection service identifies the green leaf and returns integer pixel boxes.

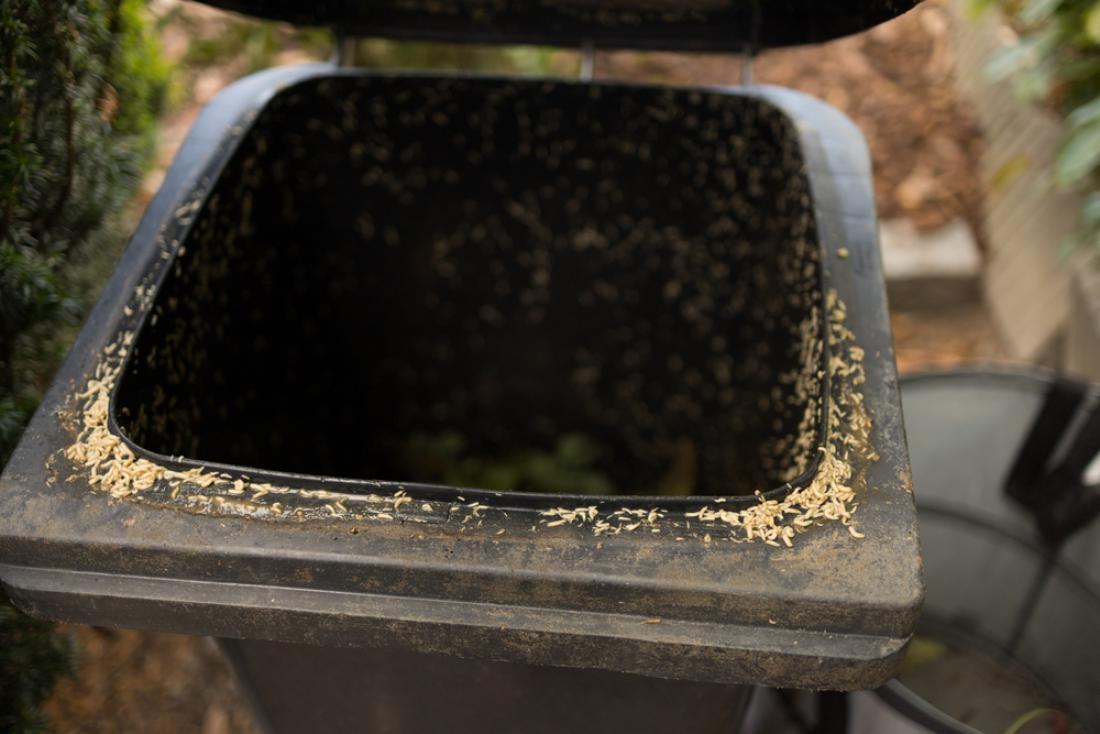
[1055,57,1100,83]
[1020,0,1061,25]
[1004,709,1064,734]
[1058,231,1084,262]
[1013,65,1053,101]
[556,433,600,467]
[1068,96,1100,129]
[1087,2,1100,43]
[1083,192,1100,225]
[985,39,1041,81]
[988,155,1031,194]
[1055,122,1100,186]
[966,0,996,20]
[900,635,949,674]
[985,23,1060,91]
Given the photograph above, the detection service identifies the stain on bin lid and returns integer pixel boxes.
[191,0,921,51]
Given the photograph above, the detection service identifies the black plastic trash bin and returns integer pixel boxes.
[0,2,923,732]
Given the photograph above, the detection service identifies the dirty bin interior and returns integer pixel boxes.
[0,0,924,708]
[113,75,827,500]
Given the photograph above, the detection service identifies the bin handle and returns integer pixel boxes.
[1005,375,1100,545]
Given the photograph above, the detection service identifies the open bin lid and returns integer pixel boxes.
[193,0,921,51]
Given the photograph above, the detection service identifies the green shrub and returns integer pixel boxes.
[1,1,168,730]
[0,0,168,465]
[179,11,332,73]
[344,38,570,76]
[0,604,73,733]
[974,0,1100,251]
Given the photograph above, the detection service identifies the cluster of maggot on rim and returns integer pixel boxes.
[61,286,871,545]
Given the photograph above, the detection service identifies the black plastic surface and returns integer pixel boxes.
[112,75,828,504]
[0,65,921,690]
[195,0,920,52]
[222,639,752,734]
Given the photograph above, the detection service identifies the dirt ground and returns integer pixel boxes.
[40,1,1002,731]
[42,628,259,734]
[600,0,985,238]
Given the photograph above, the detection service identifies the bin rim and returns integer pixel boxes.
[0,63,921,691]
[100,67,833,510]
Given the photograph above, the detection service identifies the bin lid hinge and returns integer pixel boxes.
[579,40,595,82]
[739,0,760,86]
[740,45,755,86]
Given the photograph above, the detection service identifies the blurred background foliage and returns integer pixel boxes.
[343,38,575,75]
[1,0,168,730]
[973,0,1100,252]
[401,431,617,495]
[159,2,573,85]
[164,1,333,73]
[0,0,169,466]
[0,604,73,733]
